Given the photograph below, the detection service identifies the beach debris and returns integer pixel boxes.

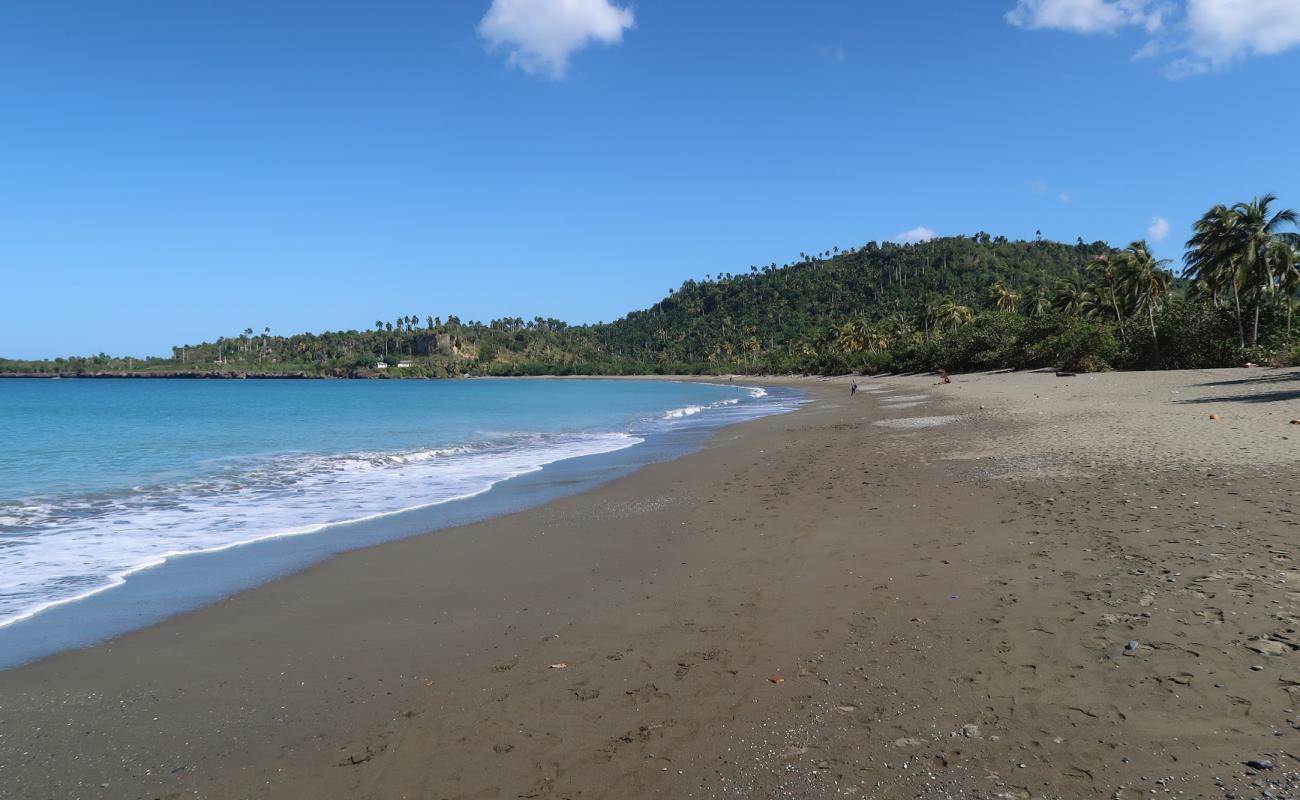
[1209,413,1221,420]
[1290,419,1300,425]
[768,675,785,684]
[549,662,568,670]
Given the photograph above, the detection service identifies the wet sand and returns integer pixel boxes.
[3,368,1299,799]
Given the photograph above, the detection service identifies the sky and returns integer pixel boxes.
[2,0,1299,359]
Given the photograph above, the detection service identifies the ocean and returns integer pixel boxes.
[0,378,801,666]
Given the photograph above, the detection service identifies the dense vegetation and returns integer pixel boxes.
[3,195,1296,378]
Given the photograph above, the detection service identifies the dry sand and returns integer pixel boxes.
[2,368,1299,799]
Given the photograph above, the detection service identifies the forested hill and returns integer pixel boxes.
[602,234,1108,371]
[8,192,1299,376]
[0,234,1112,377]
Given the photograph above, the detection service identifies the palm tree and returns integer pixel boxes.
[1087,254,1127,341]
[1232,194,1299,346]
[1118,240,1173,359]
[835,320,865,354]
[934,298,973,333]
[1278,247,1300,337]
[864,326,890,353]
[1053,278,1091,317]
[1185,204,1245,349]
[1024,286,1050,317]
[919,297,943,340]
[1187,196,1300,348]
[988,280,1019,313]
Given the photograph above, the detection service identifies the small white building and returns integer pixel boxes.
[376,361,389,369]
[397,360,414,368]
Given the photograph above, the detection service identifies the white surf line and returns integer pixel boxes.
[873,415,961,429]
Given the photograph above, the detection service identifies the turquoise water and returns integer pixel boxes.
[0,378,796,636]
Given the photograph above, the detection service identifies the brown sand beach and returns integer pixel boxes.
[3,368,1300,799]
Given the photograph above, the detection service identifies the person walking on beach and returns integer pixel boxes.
[850,381,857,396]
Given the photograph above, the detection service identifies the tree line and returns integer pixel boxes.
[2,194,1295,377]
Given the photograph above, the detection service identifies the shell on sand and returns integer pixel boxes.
[874,416,960,429]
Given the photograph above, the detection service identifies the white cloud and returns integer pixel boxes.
[479,0,634,78]
[1058,191,1074,203]
[1183,0,1300,66]
[1006,0,1300,77]
[1005,0,1158,34]
[893,226,937,245]
[1147,216,1171,241]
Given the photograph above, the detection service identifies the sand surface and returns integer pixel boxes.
[3,368,1300,799]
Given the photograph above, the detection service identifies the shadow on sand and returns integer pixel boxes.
[1178,369,1300,405]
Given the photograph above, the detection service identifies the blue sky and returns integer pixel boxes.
[3,0,1299,359]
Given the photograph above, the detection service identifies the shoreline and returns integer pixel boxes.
[3,368,1297,798]
[0,379,800,670]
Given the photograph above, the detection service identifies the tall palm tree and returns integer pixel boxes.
[1187,197,1299,348]
[1278,246,1300,337]
[1118,240,1173,359]
[919,297,943,340]
[1024,286,1050,318]
[864,327,890,353]
[1232,194,1299,346]
[988,280,1019,313]
[935,298,973,333]
[1087,254,1127,341]
[1054,278,1092,317]
[1185,204,1245,349]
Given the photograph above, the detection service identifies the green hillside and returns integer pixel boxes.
[5,193,1298,377]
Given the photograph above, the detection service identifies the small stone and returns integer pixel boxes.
[1125,640,1141,652]
[1246,759,1274,771]
[1252,665,1266,672]
[961,724,980,738]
